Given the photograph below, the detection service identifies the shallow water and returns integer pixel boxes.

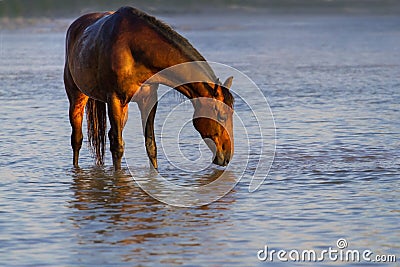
[1,12,399,266]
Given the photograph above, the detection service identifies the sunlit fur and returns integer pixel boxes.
[193,82,234,166]
[64,6,234,170]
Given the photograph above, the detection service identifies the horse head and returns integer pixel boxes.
[192,76,234,166]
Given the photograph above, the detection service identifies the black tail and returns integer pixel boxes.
[86,98,107,165]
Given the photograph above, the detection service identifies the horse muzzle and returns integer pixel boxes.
[213,151,231,166]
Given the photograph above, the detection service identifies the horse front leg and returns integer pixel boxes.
[108,96,128,171]
[137,85,158,170]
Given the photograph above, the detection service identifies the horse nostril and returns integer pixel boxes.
[224,157,230,166]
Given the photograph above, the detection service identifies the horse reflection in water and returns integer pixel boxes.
[69,168,236,247]
[64,6,234,170]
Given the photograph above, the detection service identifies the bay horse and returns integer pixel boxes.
[64,6,234,170]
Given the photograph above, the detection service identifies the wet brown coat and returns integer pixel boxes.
[64,6,234,170]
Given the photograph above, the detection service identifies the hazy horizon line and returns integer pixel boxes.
[1,0,400,18]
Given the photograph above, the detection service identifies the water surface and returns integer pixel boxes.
[0,12,399,266]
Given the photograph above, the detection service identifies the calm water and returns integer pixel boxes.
[1,12,399,266]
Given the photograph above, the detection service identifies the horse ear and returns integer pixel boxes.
[223,76,233,89]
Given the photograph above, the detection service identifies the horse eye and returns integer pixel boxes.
[217,111,227,122]
[214,103,227,122]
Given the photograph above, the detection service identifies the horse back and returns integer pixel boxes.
[65,7,175,103]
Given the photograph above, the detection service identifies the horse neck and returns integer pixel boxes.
[149,53,216,99]
[175,82,213,100]
[138,33,217,99]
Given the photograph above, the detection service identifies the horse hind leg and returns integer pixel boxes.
[64,71,88,168]
[137,84,158,170]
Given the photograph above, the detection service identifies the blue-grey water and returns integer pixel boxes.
[1,11,399,266]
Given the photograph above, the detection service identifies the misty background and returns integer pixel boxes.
[1,0,400,18]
